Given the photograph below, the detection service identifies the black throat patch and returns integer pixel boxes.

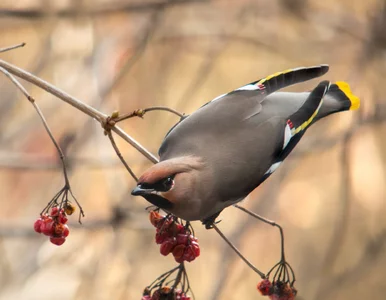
[141,194,174,210]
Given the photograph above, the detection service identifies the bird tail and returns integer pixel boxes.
[316,81,360,120]
[251,64,329,94]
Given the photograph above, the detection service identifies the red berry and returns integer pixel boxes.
[149,211,164,227]
[63,225,70,237]
[189,235,198,242]
[151,291,160,300]
[281,284,295,299]
[157,217,172,231]
[160,238,177,256]
[50,206,59,216]
[172,244,186,263]
[59,212,68,224]
[180,296,191,300]
[176,224,186,234]
[40,218,54,236]
[190,241,200,257]
[54,223,65,236]
[269,281,295,300]
[168,222,183,235]
[257,279,272,296]
[182,245,196,262]
[155,230,171,244]
[176,234,188,245]
[50,236,66,246]
[34,218,43,233]
[141,296,151,300]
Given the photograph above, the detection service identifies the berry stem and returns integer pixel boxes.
[0,65,85,223]
[234,204,286,261]
[147,266,179,290]
[211,223,266,279]
[40,187,65,215]
[172,263,184,290]
[106,130,138,182]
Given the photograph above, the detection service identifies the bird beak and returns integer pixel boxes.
[131,185,154,196]
[131,184,174,210]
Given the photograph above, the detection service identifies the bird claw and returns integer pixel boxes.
[202,211,222,229]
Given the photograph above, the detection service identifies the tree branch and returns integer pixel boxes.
[113,106,184,123]
[0,43,25,53]
[0,59,159,164]
[106,131,138,182]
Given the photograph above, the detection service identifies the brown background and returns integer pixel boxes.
[0,0,386,299]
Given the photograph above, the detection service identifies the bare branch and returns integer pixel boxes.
[209,161,293,300]
[113,106,185,123]
[0,43,25,53]
[107,131,138,182]
[0,59,159,164]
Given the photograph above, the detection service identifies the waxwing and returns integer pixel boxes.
[132,65,360,225]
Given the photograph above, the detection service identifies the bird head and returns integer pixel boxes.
[131,156,205,217]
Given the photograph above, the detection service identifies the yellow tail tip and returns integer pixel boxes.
[336,81,360,110]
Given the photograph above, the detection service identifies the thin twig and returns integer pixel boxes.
[0,66,70,186]
[106,131,138,182]
[172,263,184,290]
[0,59,159,164]
[114,106,184,123]
[211,223,266,279]
[209,166,291,300]
[234,204,286,261]
[0,43,25,53]
[63,9,163,164]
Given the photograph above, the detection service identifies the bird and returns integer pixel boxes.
[131,65,360,226]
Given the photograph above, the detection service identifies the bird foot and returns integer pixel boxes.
[202,211,222,229]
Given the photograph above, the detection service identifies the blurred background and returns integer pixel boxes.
[0,0,386,299]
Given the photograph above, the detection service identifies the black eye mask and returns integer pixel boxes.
[140,176,174,192]
[131,176,175,210]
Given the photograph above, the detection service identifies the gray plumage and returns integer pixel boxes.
[132,65,360,222]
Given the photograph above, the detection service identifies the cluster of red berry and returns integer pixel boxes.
[257,279,297,300]
[142,286,191,300]
[149,211,200,263]
[33,203,75,246]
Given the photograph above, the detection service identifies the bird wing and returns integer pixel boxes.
[160,65,329,150]
[197,64,329,110]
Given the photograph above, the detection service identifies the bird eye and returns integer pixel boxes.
[162,176,174,191]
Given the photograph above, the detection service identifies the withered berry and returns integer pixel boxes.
[257,279,273,296]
